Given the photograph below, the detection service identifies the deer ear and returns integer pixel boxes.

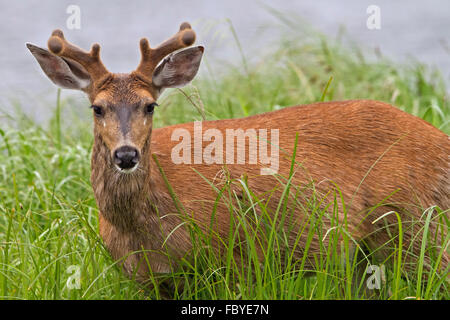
[152,46,203,89]
[26,43,91,90]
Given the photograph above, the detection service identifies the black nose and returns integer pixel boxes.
[113,146,140,170]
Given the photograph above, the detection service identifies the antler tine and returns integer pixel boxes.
[136,22,196,77]
[47,29,109,84]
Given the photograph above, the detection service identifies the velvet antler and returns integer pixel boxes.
[47,29,110,85]
[135,22,196,77]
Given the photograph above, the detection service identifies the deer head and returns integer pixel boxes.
[27,22,203,173]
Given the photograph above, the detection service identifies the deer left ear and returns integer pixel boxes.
[26,43,91,90]
[152,46,204,89]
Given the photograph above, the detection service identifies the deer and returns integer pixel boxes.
[27,22,449,294]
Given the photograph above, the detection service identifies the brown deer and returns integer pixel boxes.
[27,23,449,291]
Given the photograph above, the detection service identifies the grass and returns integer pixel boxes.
[0,20,449,300]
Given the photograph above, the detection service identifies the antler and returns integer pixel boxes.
[136,22,196,77]
[47,29,110,85]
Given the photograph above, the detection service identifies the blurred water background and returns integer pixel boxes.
[1,0,449,122]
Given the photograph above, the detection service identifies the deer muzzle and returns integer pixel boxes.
[113,145,140,171]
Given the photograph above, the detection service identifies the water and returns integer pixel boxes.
[1,0,449,122]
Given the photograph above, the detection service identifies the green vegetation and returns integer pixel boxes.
[0,21,448,299]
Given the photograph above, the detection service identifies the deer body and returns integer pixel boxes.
[28,23,449,285]
[94,99,449,280]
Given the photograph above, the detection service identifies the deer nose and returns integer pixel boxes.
[113,146,140,170]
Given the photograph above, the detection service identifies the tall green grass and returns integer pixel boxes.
[0,21,448,299]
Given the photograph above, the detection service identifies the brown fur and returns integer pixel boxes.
[89,87,449,280]
[29,25,449,288]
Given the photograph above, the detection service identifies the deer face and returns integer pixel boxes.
[27,23,203,172]
[89,75,157,172]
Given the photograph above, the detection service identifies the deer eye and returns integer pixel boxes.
[91,105,103,117]
[145,102,158,115]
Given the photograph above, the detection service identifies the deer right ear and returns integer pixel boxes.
[152,46,204,89]
[26,43,91,90]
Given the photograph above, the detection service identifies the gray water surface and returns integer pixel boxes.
[1,0,449,122]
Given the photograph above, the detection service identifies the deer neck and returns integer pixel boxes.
[90,132,153,232]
